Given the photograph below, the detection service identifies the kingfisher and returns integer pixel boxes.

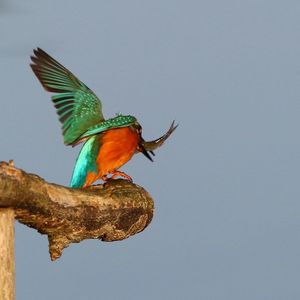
[30,48,177,188]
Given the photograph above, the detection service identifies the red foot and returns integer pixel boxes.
[110,170,133,181]
[101,175,108,182]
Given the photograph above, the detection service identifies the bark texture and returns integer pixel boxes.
[0,208,15,300]
[0,161,154,261]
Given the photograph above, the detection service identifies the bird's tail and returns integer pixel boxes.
[70,136,101,188]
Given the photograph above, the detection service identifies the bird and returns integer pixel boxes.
[30,48,177,188]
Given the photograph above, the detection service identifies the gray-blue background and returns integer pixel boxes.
[1,1,300,299]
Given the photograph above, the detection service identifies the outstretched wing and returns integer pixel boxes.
[70,135,101,188]
[30,48,104,145]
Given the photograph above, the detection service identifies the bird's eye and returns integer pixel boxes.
[134,122,142,133]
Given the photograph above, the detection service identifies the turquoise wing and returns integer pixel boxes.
[70,136,101,188]
[30,48,104,145]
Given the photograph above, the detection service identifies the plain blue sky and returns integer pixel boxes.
[1,0,300,299]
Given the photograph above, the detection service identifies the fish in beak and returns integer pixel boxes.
[138,121,178,161]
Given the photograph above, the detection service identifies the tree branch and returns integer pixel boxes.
[0,161,154,261]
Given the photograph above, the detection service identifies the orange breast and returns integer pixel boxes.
[97,127,139,177]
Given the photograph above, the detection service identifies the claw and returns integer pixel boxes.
[101,175,108,182]
[110,170,133,181]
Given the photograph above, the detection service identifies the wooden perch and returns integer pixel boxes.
[0,161,154,261]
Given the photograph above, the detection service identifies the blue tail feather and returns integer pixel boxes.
[70,136,101,188]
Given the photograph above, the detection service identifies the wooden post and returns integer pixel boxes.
[0,208,15,300]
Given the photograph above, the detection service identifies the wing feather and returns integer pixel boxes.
[30,47,104,145]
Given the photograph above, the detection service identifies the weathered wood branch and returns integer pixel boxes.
[0,161,154,261]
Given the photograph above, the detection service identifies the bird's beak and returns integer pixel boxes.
[139,143,154,162]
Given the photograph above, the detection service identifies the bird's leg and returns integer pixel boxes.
[101,175,108,182]
[110,170,133,181]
